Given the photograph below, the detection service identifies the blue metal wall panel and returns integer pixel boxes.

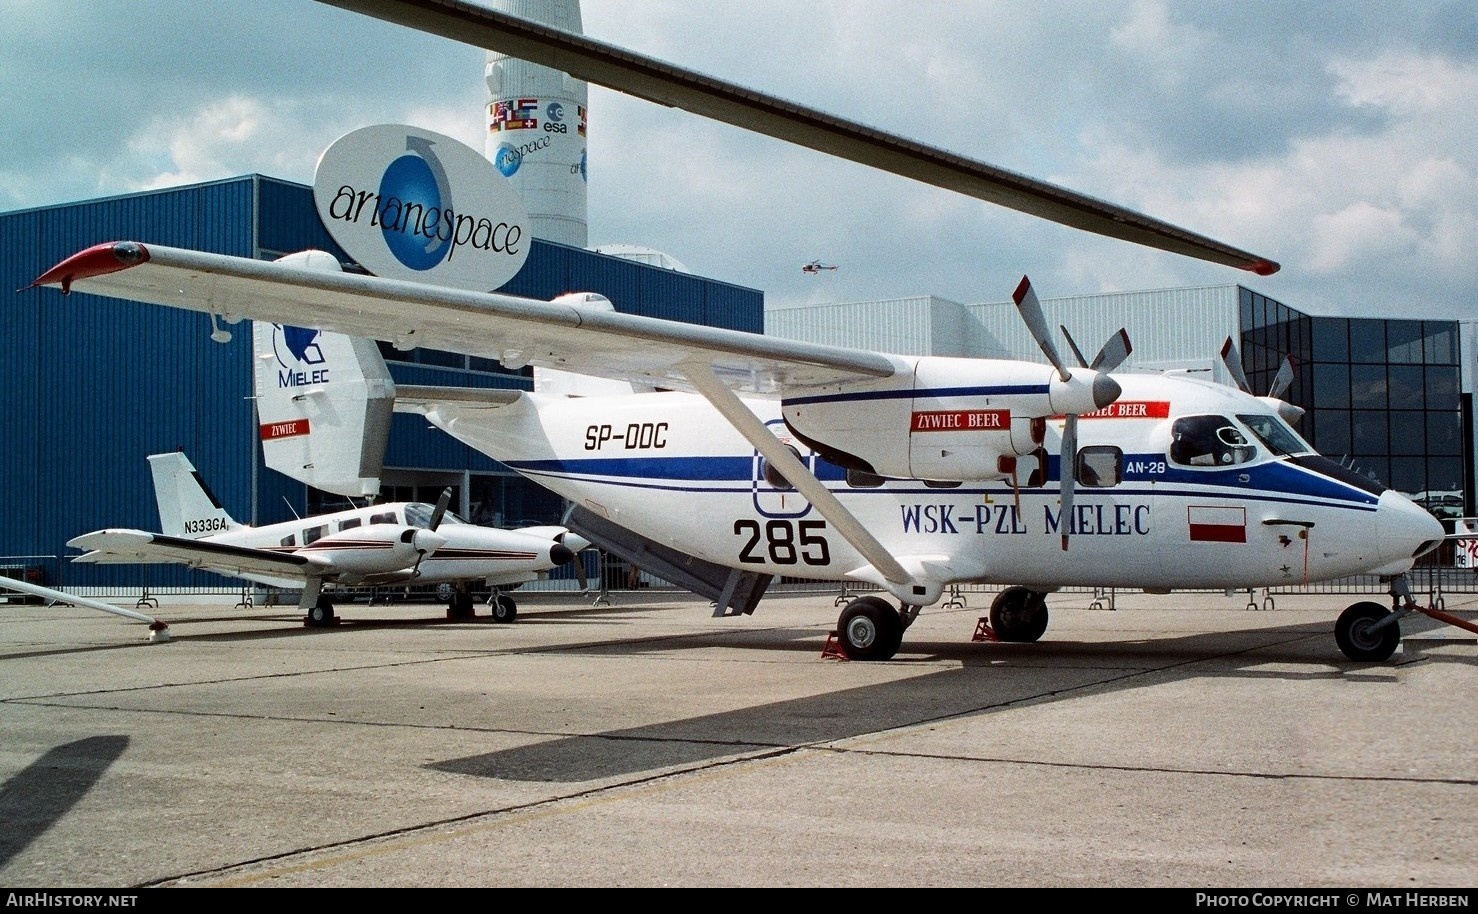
[256,176,350,261]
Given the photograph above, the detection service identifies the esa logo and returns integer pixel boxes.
[184,517,230,535]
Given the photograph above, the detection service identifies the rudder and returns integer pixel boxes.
[146,451,240,538]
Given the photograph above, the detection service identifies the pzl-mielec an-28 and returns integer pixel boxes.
[29,244,1451,661]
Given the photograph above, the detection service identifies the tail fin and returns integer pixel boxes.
[251,251,394,498]
[146,452,241,538]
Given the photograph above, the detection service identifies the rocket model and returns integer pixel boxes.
[484,0,589,248]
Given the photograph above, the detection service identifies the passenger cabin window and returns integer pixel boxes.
[1024,447,1049,487]
[761,445,803,490]
[370,512,397,525]
[1170,415,1256,467]
[280,534,296,548]
[1075,446,1122,487]
[338,518,362,531]
[302,525,327,545]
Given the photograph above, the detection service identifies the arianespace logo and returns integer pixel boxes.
[272,325,327,388]
[313,124,531,292]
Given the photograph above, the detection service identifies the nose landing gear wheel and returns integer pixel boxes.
[836,596,903,661]
[1335,601,1401,662]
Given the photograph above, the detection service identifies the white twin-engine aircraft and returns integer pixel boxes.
[66,450,585,625]
[31,244,1446,661]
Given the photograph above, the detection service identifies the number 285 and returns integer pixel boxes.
[733,519,830,566]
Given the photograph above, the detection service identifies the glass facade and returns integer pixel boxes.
[1239,288,1464,524]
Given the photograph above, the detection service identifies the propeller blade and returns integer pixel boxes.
[1013,277,1070,381]
[1219,338,1252,394]
[1268,355,1297,400]
[1059,415,1078,551]
[1059,325,1090,368]
[428,487,452,531]
[1091,328,1133,372]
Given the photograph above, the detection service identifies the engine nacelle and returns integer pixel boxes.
[782,355,1111,481]
[296,524,446,576]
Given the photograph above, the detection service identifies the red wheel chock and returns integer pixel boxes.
[821,630,847,660]
[972,617,999,642]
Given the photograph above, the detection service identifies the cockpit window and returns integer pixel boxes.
[403,502,468,528]
[1170,415,1256,467]
[1236,413,1313,457]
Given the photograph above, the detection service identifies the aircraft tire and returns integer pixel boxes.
[307,599,335,627]
[1335,601,1400,662]
[836,596,902,661]
[447,590,476,619]
[989,587,1049,642]
[492,594,518,624]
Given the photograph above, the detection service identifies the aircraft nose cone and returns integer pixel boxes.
[549,543,575,566]
[1377,490,1444,566]
[1092,372,1122,410]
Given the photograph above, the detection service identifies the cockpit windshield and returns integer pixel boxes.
[403,503,468,528]
[1236,413,1314,457]
[1169,414,1256,467]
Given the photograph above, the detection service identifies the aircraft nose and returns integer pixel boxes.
[1377,490,1444,566]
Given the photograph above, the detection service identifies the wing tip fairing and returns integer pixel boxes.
[27,242,149,294]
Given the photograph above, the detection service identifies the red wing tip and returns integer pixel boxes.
[1244,259,1280,276]
[1012,275,1032,304]
[29,241,150,293]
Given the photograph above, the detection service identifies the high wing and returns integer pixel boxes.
[34,242,900,397]
[69,528,319,589]
[315,0,1278,276]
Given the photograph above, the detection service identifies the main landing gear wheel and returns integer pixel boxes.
[447,589,476,620]
[989,587,1050,643]
[306,598,336,627]
[836,596,903,661]
[491,594,518,624]
[1335,601,1401,662]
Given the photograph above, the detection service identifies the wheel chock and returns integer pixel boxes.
[972,617,999,642]
[821,630,847,660]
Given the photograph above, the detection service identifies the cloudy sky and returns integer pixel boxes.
[3,1,1474,321]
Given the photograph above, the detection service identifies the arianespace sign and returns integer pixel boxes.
[314,124,531,291]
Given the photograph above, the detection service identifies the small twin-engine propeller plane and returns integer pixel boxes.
[24,1,1463,660]
[66,451,585,625]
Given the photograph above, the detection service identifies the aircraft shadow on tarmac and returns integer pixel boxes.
[426,618,1456,784]
[0,735,128,868]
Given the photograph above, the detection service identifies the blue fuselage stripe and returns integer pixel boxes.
[507,453,1381,511]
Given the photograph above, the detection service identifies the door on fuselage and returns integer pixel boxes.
[751,418,817,519]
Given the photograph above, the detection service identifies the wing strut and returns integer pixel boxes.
[681,362,913,589]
